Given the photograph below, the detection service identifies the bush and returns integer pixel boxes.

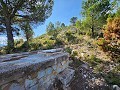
[71,50,78,58]
[97,17,120,61]
[42,40,55,49]
[64,47,72,54]
[104,71,120,86]
[85,55,103,66]
[65,30,77,44]
[55,39,64,46]
[0,47,7,55]
[29,42,42,50]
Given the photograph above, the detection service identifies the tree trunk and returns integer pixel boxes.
[91,26,94,37]
[5,18,14,53]
[91,15,94,37]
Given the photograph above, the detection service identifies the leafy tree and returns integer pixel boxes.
[55,21,61,29]
[0,0,54,51]
[82,0,113,37]
[61,23,65,28]
[70,17,78,26]
[20,22,34,42]
[116,7,120,17]
[46,22,55,33]
[75,20,81,29]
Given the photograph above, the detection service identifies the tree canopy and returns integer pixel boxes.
[81,0,113,36]
[0,0,54,52]
[70,17,78,26]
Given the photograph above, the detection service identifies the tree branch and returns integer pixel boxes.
[15,15,30,18]
[11,0,25,19]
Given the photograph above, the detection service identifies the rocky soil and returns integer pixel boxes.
[69,61,112,90]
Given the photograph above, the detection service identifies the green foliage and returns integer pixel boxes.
[66,31,76,43]
[29,42,42,50]
[70,17,78,26]
[61,23,65,28]
[104,71,120,86]
[75,20,81,29]
[20,22,34,41]
[85,55,103,66]
[65,47,72,54]
[21,41,30,51]
[46,22,55,33]
[94,64,105,73]
[71,50,78,57]
[0,47,7,55]
[116,7,120,17]
[42,40,55,49]
[55,39,64,46]
[55,21,61,29]
[96,38,106,46]
[81,0,113,37]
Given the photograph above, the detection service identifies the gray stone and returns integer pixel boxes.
[38,77,44,85]
[38,85,46,90]
[9,83,25,90]
[46,67,53,75]
[57,68,75,86]
[41,48,63,53]
[56,63,63,73]
[37,70,45,79]
[44,80,53,90]
[29,84,38,90]
[25,78,37,89]
[0,49,70,90]
[50,74,56,80]
[52,65,57,70]
[113,85,120,90]
[0,50,68,79]
[44,75,51,83]
[61,61,67,66]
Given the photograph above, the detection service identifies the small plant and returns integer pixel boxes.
[29,42,41,50]
[71,50,78,58]
[85,55,102,66]
[104,71,120,86]
[94,64,104,73]
[65,47,72,54]
[43,40,55,49]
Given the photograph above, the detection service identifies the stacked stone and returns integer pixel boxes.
[0,49,70,90]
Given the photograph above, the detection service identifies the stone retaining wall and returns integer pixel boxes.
[0,49,70,90]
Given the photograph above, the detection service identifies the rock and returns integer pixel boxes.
[81,64,89,69]
[41,48,63,53]
[113,85,120,90]
[57,68,75,86]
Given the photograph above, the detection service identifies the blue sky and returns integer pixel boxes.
[33,0,82,37]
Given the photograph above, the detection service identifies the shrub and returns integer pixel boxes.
[0,47,6,55]
[85,55,103,66]
[97,17,120,61]
[42,40,55,49]
[71,50,78,58]
[104,71,120,86]
[65,30,77,44]
[64,47,72,54]
[29,42,42,50]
